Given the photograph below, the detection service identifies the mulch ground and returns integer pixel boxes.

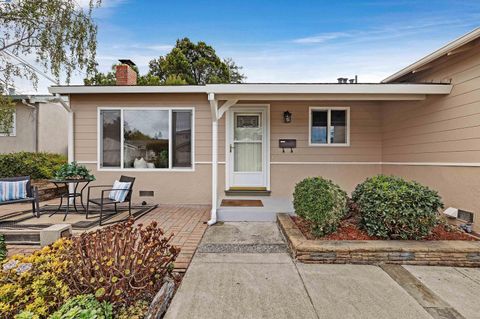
[292,216,478,241]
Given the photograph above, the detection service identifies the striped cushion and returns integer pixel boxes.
[108,180,131,203]
[0,180,28,202]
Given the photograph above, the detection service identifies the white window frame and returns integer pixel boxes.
[309,106,350,147]
[0,110,16,137]
[97,106,195,172]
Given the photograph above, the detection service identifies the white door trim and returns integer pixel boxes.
[225,104,270,190]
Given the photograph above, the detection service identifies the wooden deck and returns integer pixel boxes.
[4,203,211,272]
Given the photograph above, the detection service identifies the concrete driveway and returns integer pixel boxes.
[165,222,480,319]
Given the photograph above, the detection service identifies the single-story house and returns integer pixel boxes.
[0,94,68,155]
[49,28,480,231]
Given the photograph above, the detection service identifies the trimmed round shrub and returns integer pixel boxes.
[293,177,348,236]
[352,175,444,240]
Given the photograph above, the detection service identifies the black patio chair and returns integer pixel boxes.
[86,175,135,226]
[0,176,40,217]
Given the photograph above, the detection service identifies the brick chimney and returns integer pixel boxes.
[116,59,137,85]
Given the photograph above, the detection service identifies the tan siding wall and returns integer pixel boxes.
[269,101,382,163]
[71,93,213,204]
[383,45,480,230]
[265,101,383,197]
[72,95,383,204]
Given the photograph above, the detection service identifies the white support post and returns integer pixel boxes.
[50,94,75,202]
[208,93,218,226]
[67,111,74,164]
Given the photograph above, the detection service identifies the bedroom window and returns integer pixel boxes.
[99,108,193,170]
[309,107,349,146]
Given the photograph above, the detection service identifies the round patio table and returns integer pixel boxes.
[48,178,93,221]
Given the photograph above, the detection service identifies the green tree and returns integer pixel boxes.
[0,0,101,130]
[84,38,245,85]
[148,38,245,85]
[0,95,15,136]
[84,63,161,85]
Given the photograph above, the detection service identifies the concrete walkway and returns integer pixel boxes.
[166,222,480,319]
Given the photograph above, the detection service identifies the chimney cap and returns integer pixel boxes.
[118,59,136,67]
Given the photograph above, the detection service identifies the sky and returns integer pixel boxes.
[13,0,480,93]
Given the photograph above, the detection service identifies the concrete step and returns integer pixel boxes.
[218,208,282,221]
[218,197,294,222]
[224,190,271,196]
[1,230,40,244]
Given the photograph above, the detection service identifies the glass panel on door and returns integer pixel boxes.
[233,113,262,172]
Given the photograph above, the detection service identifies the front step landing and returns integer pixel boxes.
[198,222,287,254]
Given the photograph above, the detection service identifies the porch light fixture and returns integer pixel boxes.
[283,110,292,123]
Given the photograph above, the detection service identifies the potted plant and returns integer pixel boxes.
[54,162,95,181]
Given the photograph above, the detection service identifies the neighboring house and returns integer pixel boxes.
[49,28,480,230]
[0,95,68,155]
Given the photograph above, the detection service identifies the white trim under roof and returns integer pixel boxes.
[382,27,480,83]
[49,83,452,95]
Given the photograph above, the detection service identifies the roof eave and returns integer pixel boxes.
[48,83,452,96]
[382,27,480,83]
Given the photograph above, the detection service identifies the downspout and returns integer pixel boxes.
[208,93,218,226]
[21,98,38,152]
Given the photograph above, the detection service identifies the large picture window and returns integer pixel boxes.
[309,107,349,146]
[99,108,193,170]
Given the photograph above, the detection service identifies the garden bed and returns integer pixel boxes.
[0,219,182,318]
[278,213,480,267]
[291,216,477,241]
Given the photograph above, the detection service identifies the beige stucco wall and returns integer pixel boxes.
[383,44,480,230]
[38,103,68,154]
[0,102,67,155]
[0,103,36,153]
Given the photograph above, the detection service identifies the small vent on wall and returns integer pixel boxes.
[139,190,154,197]
[458,210,474,223]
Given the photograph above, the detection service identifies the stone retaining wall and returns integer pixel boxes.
[32,181,66,201]
[277,213,480,267]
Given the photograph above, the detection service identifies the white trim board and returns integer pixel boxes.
[49,83,453,95]
[81,160,480,168]
[271,161,480,167]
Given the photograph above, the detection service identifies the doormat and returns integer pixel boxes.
[221,199,263,207]
[0,204,157,230]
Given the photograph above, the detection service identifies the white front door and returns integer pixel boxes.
[227,107,268,189]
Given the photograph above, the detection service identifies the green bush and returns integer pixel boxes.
[0,235,6,261]
[352,175,444,240]
[49,294,112,319]
[293,177,348,236]
[0,152,66,180]
[54,162,95,181]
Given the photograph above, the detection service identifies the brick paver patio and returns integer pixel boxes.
[4,203,210,272]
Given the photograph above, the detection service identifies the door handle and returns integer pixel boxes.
[230,144,234,153]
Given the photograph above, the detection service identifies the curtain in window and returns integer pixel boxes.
[234,114,262,172]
